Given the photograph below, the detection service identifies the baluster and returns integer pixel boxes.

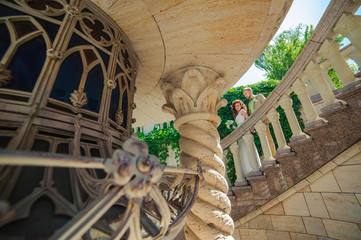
[266,108,290,154]
[334,13,361,54]
[292,78,325,126]
[254,121,275,163]
[319,39,356,85]
[242,131,261,170]
[320,64,337,90]
[229,142,246,185]
[279,95,308,142]
[305,60,345,111]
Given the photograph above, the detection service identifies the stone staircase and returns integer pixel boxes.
[218,0,361,224]
[226,83,361,221]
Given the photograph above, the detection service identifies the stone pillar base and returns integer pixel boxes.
[234,181,249,187]
[246,170,263,177]
[304,118,328,131]
[261,160,278,168]
[289,133,310,144]
[275,147,292,156]
[320,99,347,114]
[336,79,361,95]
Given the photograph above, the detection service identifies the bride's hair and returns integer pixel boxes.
[231,100,247,119]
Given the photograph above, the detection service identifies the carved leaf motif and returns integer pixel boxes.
[197,77,226,112]
[70,89,87,109]
[171,88,195,117]
[0,64,12,87]
[162,68,227,116]
[181,69,206,103]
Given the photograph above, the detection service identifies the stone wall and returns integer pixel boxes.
[233,141,361,240]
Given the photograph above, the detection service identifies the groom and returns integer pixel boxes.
[242,87,276,157]
[242,87,266,115]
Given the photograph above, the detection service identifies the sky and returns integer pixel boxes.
[233,0,333,87]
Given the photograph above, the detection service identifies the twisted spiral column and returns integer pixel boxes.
[162,67,234,240]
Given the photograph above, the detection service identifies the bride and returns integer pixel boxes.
[231,100,261,176]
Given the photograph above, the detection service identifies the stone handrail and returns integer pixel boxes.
[221,0,360,150]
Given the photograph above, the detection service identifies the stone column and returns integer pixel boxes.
[229,142,246,185]
[305,60,340,107]
[292,79,321,124]
[254,120,275,163]
[242,131,261,170]
[334,13,361,54]
[162,67,234,240]
[319,39,356,86]
[266,108,290,154]
[279,95,308,142]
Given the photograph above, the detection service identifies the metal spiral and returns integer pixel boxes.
[176,118,234,240]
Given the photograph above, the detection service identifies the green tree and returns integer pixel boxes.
[255,24,314,81]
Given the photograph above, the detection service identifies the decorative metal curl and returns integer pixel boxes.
[104,135,163,200]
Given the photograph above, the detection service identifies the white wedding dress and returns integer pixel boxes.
[235,109,261,174]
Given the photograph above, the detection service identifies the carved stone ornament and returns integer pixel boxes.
[131,102,136,109]
[115,109,124,125]
[65,4,80,17]
[70,88,87,109]
[104,135,163,199]
[162,67,227,118]
[0,63,12,87]
[106,79,117,89]
[161,66,234,240]
[47,48,63,60]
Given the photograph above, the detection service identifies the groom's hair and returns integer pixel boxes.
[243,87,253,93]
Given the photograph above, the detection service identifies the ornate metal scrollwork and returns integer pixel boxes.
[14,0,67,17]
[0,135,200,239]
[79,12,114,47]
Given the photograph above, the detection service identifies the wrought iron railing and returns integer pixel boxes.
[0,136,201,239]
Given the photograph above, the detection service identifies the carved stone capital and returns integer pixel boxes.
[161,66,227,120]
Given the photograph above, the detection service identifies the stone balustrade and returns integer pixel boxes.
[221,0,361,221]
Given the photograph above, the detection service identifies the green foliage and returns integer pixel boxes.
[255,24,314,80]
[217,80,305,185]
[138,122,180,165]
[217,79,280,139]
